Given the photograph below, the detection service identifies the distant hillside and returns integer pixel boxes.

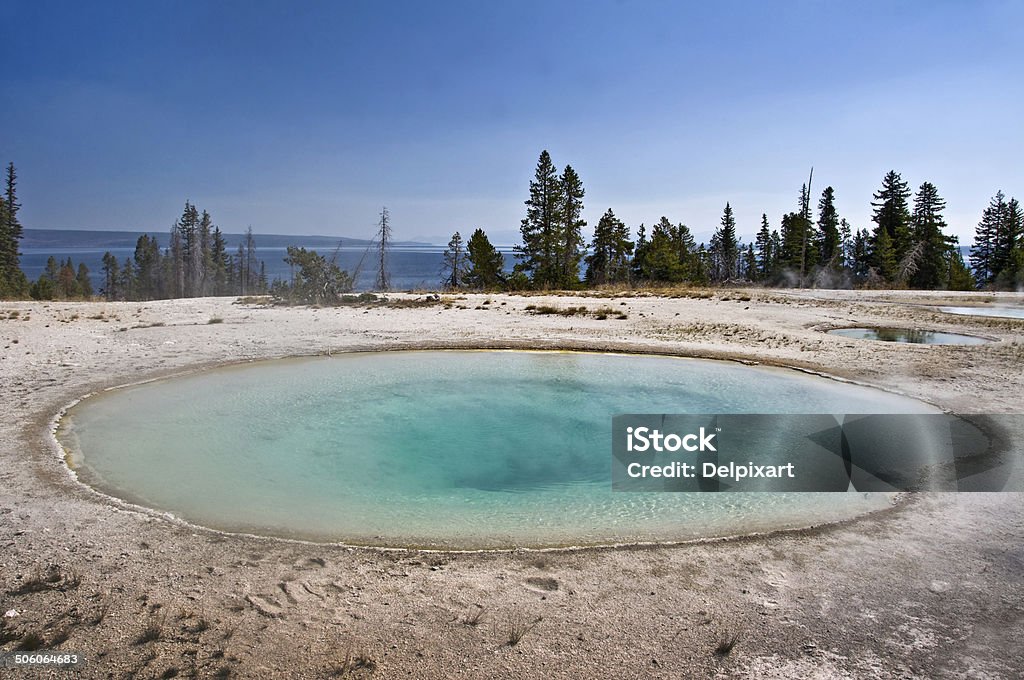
[21,228,432,249]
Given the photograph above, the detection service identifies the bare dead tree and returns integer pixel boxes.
[375,206,391,291]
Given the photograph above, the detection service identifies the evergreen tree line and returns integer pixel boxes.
[2,158,1021,299]
[98,202,268,301]
[750,172,976,290]
[441,156,1013,292]
[970,191,1024,289]
[29,256,94,300]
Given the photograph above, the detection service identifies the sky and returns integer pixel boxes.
[1,0,1022,245]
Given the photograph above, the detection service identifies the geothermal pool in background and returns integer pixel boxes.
[939,305,1024,320]
[59,351,940,548]
[828,327,991,345]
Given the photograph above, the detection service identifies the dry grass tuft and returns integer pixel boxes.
[715,631,740,657]
[506,612,542,646]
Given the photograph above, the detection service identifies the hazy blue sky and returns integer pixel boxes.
[2,0,1021,244]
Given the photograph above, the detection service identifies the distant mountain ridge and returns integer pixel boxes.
[21,228,433,249]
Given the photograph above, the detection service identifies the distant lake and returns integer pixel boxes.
[20,245,516,293]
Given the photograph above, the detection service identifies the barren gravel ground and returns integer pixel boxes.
[1,288,1022,679]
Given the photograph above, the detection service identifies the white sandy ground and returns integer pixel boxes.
[0,288,1022,679]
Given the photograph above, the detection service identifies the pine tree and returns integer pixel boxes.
[693,243,710,284]
[29,274,55,300]
[769,230,782,278]
[134,234,162,300]
[76,263,93,298]
[798,182,819,275]
[210,227,230,295]
[119,257,135,300]
[838,219,852,269]
[557,164,586,288]
[172,201,200,296]
[441,231,469,289]
[971,191,1005,286]
[710,203,738,282]
[170,224,185,297]
[0,191,8,293]
[909,182,950,289]
[585,209,633,285]
[465,228,505,289]
[44,255,60,283]
[995,197,1022,288]
[743,244,757,281]
[631,224,648,281]
[871,224,897,282]
[671,221,698,280]
[851,228,871,283]
[871,170,912,263]
[515,151,563,288]
[779,212,807,273]
[57,258,78,298]
[641,218,686,282]
[282,247,352,304]
[198,209,213,296]
[754,214,773,280]
[947,237,975,291]
[101,252,120,300]
[0,163,27,296]
[817,187,841,268]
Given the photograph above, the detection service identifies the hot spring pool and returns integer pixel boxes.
[828,327,991,345]
[938,305,1024,320]
[58,351,940,549]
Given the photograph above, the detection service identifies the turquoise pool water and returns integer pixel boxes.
[59,351,939,548]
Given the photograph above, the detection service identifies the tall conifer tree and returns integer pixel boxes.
[557,164,586,287]
[909,182,951,289]
[817,187,840,268]
[871,170,912,263]
[515,151,563,287]
[710,203,738,282]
